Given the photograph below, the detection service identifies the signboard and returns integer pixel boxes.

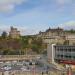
[59,60,75,65]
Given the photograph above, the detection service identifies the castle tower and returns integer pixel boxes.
[9,26,20,38]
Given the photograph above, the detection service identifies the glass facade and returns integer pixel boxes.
[54,45,75,62]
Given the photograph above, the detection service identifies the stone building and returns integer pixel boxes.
[38,27,64,38]
[37,27,66,44]
[65,34,75,45]
[37,27,75,45]
[9,26,20,38]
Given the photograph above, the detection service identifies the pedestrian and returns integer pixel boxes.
[42,72,44,75]
[2,72,4,75]
[46,70,48,74]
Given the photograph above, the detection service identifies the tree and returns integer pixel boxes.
[64,40,69,45]
[1,31,7,38]
[31,38,44,54]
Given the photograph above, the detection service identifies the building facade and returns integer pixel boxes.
[37,27,66,44]
[9,27,20,38]
[37,27,75,45]
[47,44,56,63]
[38,27,65,38]
[54,45,75,65]
[66,34,75,45]
[47,44,75,64]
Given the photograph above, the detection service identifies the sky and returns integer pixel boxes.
[0,0,75,35]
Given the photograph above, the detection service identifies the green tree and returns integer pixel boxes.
[64,40,69,45]
[31,38,44,54]
[1,31,7,38]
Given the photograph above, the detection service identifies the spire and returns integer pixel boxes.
[49,27,51,30]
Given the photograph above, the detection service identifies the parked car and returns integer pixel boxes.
[1,66,11,70]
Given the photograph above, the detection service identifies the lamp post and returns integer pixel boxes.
[67,65,72,75]
[32,64,36,75]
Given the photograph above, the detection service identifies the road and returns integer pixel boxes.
[0,55,75,75]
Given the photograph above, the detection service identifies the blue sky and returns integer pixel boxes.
[0,0,75,35]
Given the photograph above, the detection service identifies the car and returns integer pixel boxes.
[25,61,29,65]
[5,61,10,63]
[1,66,11,70]
[0,62,3,64]
[21,66,30,71]
[21,67,27,71]
[12,61,17,63]
[36,56,41,59]
[17,62,23,66]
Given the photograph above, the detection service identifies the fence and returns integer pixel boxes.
[0,55,41,61]
[0,70,67,75]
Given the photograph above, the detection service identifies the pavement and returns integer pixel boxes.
[0,55,68,75]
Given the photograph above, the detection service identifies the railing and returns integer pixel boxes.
[0,55,41,61]
[0,69,66,75]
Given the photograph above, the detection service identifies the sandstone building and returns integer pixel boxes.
[37,27,75,45]
[9,27,20,38]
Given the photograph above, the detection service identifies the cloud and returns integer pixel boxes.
[0,25,41,35]
[56,0,72,5]
[0,0,27,13]
[58,21,75,30]
[0,25,28,35]
[56,0,72,12]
